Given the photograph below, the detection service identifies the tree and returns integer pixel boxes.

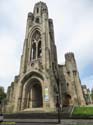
[91,88,93,103]
[0,87,6,103]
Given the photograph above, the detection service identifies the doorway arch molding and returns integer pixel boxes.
[21,75,44,109]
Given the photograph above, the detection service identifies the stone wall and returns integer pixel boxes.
[58,53,86,106]
[82,85,92,104]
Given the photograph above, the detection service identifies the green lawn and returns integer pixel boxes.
[72,106,93,116]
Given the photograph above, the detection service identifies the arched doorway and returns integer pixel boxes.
[63,94,71,107]
[21,75,44,110]
[31,84,43,108]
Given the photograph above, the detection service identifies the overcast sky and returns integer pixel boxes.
[0,0,93,92]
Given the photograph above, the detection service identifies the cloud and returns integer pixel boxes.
[55,1,93,69]
[0,32,20,91]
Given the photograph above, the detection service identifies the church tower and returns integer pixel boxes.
[14,2,58,112]
[5,1,85,113]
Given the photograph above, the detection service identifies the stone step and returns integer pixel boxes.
[62,106,74,114]
[4,112,71,119]
[4,106,74,119]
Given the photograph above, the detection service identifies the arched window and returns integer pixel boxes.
[31,30,42,60]
[32,30,41,41]
[38,41,42,58]
[31,42,36,60]
[67,83,69,87]
[35,18,39,23]
[37,8,39,13]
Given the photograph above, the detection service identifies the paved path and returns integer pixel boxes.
[0,119,93,125]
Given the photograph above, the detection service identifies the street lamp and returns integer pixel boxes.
[53,68,61,124]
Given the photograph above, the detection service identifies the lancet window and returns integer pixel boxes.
[31,30,42,60]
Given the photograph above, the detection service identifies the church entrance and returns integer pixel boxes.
[21,75,44,110]
[31,84,43,108]
[63,94,71,107]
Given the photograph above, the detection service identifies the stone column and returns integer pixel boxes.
[21,86,26,110]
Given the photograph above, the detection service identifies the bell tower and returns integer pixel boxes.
[18,2,58,111]
[20,2,57,73]
[5,1,86,113]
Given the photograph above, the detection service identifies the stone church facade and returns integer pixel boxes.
[6,2,85,113]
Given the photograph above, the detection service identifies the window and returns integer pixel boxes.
[38,41,42,58]
[67,83,69,87]
[67,71,70,76]
[52,63,55,71]
[31,30,42,60]
[37,8,39,13]
[35,18,39,23]
[31,43,36,60]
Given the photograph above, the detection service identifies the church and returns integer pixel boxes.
[6,1,85,113]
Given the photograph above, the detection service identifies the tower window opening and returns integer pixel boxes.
[35,18,39,23]
[31,42,36,60]
[67,83,69,87]
[31,30,41,61]
[38,41,42,58]
[67,71,70,76]
[37,8,39,13]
